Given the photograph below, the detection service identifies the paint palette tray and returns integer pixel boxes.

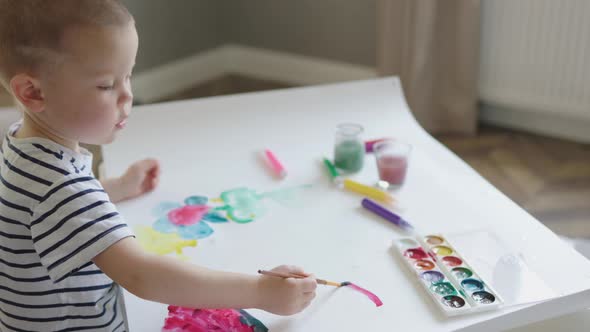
[394,235,503,316]
[421,235,503,311]
[395,238,473,315]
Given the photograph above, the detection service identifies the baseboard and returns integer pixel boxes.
[480,103,590,143]
[132,44,378,103]
[221,44,378,86]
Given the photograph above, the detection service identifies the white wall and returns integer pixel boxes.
[122,0,224,72]
[124,0,376,73]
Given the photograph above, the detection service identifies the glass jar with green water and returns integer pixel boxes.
[334,123,364,173]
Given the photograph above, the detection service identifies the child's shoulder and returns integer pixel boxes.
[2,125,95,188]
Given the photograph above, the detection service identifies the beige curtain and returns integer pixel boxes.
[377,0,481,135]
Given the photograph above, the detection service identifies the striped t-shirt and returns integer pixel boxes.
[0,122,134,332]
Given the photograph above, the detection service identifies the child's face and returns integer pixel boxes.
[39,22,138,145]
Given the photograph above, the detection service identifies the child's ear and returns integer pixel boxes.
[9,74,45,113]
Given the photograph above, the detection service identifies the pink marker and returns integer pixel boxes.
[263,149,287,179]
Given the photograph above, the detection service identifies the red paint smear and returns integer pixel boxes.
[162,306,255,332]
[168,205,210,226]
[345,283,383,307]
[403,248,428,260]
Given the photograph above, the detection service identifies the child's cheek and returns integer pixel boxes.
[72,105,115,138]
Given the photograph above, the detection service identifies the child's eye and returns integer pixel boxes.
[98,85,115,91]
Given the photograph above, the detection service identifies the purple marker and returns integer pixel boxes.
[361,198,414,232]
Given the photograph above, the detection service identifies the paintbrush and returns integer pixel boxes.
[257,269,383,306]
[257,270,348,287]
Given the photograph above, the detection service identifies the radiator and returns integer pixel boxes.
[479,0,590,121]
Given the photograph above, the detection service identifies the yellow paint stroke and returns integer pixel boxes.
[210,198,223,203]
[135,226,197,260]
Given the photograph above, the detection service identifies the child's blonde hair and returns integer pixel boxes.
[0,0,134,90]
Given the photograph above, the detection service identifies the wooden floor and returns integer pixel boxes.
[438,128,590,238]
[162,75,590,238]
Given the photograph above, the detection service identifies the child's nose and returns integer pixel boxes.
[118,87,133,106]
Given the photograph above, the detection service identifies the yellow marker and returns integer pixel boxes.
[135,226,197,260]
[343,179,394,204]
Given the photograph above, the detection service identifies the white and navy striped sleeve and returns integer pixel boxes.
[29,175,134,282]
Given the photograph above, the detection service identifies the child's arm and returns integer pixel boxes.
[100,158,160,203]
[97,159,315,313]
[93,237,317,316]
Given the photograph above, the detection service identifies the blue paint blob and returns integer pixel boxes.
[177,222,214,239]
[153,217,177,234]
[184,196,208,206]
[461,278,484,292]
[203,211,228,223]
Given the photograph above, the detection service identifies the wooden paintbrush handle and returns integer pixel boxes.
[258,270,342,287]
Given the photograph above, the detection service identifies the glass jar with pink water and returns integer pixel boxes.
[373,140,411,187]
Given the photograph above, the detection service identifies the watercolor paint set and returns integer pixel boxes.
[395,234,503,316]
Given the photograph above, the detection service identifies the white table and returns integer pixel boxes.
[103,77,590,331]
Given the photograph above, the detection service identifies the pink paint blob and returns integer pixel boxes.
[167,205,210,226]
[344,282,383,307]
[162,306,263,332]
[376,155,408,185]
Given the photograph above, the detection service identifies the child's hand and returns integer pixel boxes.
[100,159,160,203]
[102,158,160,203]
[118,158,160,201]
[257,265,317,316]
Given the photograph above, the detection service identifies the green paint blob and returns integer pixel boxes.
[452,267,473,280]
[219,188,264,223]
[430,282,457,296]
[218,185,311,223]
